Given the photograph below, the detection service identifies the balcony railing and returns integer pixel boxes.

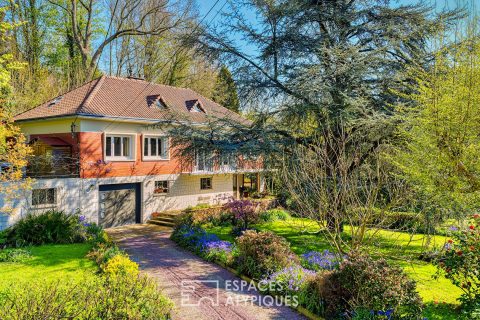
[26,154,79,178]
[188,154,262,174]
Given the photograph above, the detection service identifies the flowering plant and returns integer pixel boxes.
[203,240,237,266]
[301,250,344,271]
[259,265,315,295]
[223,199,259,233]
[436,214,479,310]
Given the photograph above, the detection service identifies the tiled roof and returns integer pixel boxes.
[14,76,246,124]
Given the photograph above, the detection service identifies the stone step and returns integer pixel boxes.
[147,219,174,227]
[151,211,182,219]
[151,216,175,223]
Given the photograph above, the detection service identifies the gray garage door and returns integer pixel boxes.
[98,183,141,228]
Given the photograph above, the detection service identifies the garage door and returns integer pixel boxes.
[98,183,141,228]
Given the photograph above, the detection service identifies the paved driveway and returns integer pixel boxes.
[107,224,306,320]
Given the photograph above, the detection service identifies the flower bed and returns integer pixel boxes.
[170,222,424,319]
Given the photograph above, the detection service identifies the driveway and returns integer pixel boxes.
[107,224,307,320]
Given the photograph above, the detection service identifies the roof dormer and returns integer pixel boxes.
[147,95,168,110]
[186,99,206,113]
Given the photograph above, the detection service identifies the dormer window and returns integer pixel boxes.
[186,99,206,113]
[48,96,63,107]
[155,97,168,109]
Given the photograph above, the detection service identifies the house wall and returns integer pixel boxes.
[0,173,235,230]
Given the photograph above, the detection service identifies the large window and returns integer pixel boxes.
[200,177,212,190]
[32,188,56,206]
[143,136,169,160]
[154,180,169,194]
[105,134,135,161]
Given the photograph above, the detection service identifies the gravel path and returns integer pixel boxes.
[107,224,307,320]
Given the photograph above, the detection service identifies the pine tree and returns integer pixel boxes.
[212,66,240,113]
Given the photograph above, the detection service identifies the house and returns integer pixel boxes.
[0,76,263,230]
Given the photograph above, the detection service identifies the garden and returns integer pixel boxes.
[0,210,173,319]
[171,200,480,320]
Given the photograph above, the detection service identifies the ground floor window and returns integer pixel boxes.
[200,177,212,190]
[154,180,169,194]
[32,188,56,206]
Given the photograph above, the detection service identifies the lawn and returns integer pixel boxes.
[204,218,463,319]
[0,243,98,290]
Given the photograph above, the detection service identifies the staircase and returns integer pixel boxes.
[147,211,181,228]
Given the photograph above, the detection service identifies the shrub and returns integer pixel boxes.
[259,208,291,222]
[203,240,237,266]
[224,199,260,235]
[87,242,124,267]
[0,248,32,262]
[260,264,315,296]
[436,214,480,317]
[4,210,87,246]
[301,250,344,271]
[236,230,297,279]
[171,224,220,253]
[103,254,139,278]
[0,274,173,319]
[184,206,232,226]
[313,252,423,318]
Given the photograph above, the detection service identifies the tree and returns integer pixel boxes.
[212,65,239,113]
[169,0,460,235]
[48,0,192,80]
[393,36,480,220]
[0,6,32,211]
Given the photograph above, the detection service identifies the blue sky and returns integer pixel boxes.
[198,0,478,22]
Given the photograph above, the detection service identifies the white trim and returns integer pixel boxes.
[141,134,170,161]
[103,132,137,162]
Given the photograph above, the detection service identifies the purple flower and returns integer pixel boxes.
[448,226,459,231]
[79,215,86,222]
[261,265,315,294]
[301,250,344,270]
[205,240,232,253]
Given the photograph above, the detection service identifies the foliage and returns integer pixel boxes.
[393,37,480,219]
[203,240,237,266]
[224,199,260,235]
[183,205,232,227]
[212,65,240,113]
[235,230,297,279]
[0,6,32,209]
[103,254,139,278]
[4,210,90,246]
[315,252,423,319]
[0,273,173,319]
[301,250,344,271]
[170,224,220,253]
[260,264,315,296]
[259,208,291,222]
[0,248,31,262]
[170,223,238,265]
[87,242,124,266]
[436,214,480,316]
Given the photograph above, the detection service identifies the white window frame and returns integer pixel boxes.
[31,188,57,208]
[104,133,136,161]
[142,135,169,161]
[154,180,170,194]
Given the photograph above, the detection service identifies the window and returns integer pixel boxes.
[32,188,56,206]
[143,136,169,160]
[154,180,169,194]
[155,99,167,109]
[195,151,213,171]
[105,134,135,160]
[200,177,212,190]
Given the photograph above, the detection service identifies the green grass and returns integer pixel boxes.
[204,218,463,319]
[0,243,98,290]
